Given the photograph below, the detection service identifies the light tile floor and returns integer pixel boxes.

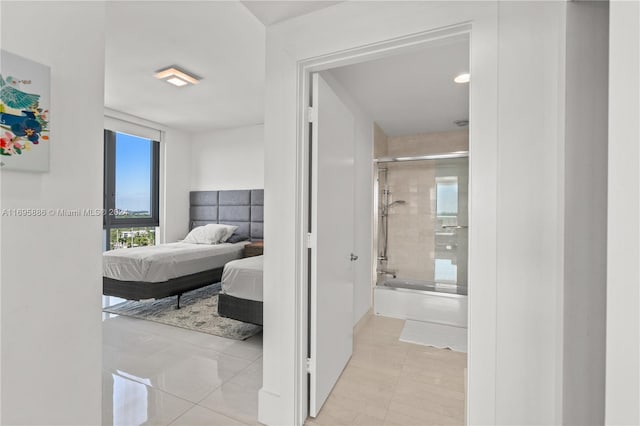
[306,315,467,426]
[104,311,465,426]
[102,313,262,426]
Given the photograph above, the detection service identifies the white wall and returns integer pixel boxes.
[322,71,374,326]
[261,3,501,425]
[563,2,609,424]
[606,1,640,424]
[259,2,600,425]
[0,2,106,424]
[494,3,566,424]
[162,128,192,242]
[190,124,264,191]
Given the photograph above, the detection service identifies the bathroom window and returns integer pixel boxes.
[436,178,458,217]
[435,259,457,282]
[435,177,459,283]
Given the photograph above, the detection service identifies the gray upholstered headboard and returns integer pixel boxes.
[189,189,263,241]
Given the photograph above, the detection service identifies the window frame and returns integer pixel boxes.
[103,129,160,238]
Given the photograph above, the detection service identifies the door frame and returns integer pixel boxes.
[294,23,476,424]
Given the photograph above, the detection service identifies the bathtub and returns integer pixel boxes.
[374,278,468,327]
[380,277,467,295]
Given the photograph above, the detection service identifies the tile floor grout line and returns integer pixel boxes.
[107,316,263,361]
[193,356,261,407]
[106,339,256,402]
[194,402,256,426]
[381,318,410,426]
[165,401,199,426]
[307,316,466,426]
[107,368,207,407]
[174,403,254,426]
[104,316,263,426]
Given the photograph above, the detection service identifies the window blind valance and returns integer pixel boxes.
[104,109,163,141]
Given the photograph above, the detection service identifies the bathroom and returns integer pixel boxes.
[306,30,471,420]
[327,33,470,351]
[374,126,469,350]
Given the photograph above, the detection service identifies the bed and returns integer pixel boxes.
[103,189,264,309]
[218,255,264,325]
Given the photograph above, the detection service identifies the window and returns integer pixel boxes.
[108,226,157,250]
[104,130,159,250]
[436,177,458,217]
[434,176,459,284]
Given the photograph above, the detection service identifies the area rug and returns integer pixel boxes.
[103,283,261,340]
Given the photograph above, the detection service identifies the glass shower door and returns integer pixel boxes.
[434,158,468,294]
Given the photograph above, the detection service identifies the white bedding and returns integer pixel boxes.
[221,255,264,302]
[103,242,248,283]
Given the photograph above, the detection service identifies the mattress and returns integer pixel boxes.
[221,255,264,302]
[103,242,248,283]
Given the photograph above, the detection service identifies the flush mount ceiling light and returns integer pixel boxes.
[454,73,470,84]
[154,66,201,87]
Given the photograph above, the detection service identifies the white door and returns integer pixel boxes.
[309,73,355,417]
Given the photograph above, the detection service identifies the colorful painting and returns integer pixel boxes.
[0,50,50,172]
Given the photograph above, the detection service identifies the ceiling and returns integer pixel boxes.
[241,1,342,26]
[104,1,265,133]
[328,36,470,137]
[104,1,466,135]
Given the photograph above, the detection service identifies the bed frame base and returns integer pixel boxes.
[103,267,224,308]
[218,293,263,326]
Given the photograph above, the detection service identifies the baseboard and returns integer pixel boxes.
[258,388,287,426]
[464,367,468,423]
[353,308,373,336]
[257,309,373,425]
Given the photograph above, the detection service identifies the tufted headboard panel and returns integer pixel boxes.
[189,189,263,241]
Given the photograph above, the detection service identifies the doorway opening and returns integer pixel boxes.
[302,28,471,424]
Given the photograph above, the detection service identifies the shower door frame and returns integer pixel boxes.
[374,152,471,289]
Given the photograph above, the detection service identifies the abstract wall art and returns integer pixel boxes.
[0,50,50,172]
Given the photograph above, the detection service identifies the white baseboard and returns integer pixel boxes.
[353,308,373,336]
[258,389,288,426]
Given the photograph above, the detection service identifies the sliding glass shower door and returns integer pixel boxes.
[434,158,468,293]
[376,156,468,294]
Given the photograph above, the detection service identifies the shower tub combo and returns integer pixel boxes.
[375,278,467,327]
[374,154,469,328]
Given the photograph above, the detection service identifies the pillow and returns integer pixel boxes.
[227,232,250,243]
[183,224,238,244]
[213,224,238,243]
[218,223,238,242]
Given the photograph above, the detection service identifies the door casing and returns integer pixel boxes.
[294,24,475,424]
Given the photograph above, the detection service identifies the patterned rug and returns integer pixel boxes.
[103,283,262,340]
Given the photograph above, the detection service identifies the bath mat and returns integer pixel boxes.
[103,283,262,340]
[400,319,467,352]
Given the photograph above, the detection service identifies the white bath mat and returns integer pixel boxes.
[400,320,467,352]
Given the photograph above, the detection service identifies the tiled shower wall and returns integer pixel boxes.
[387,129,469,157]
[376,127,469,282]
[381,160,438,281]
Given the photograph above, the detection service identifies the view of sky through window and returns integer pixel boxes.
[436,179,458,216]
[115,133,152,215]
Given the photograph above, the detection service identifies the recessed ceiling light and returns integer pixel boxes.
[154,66,201,87]
[454,73,470,84]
